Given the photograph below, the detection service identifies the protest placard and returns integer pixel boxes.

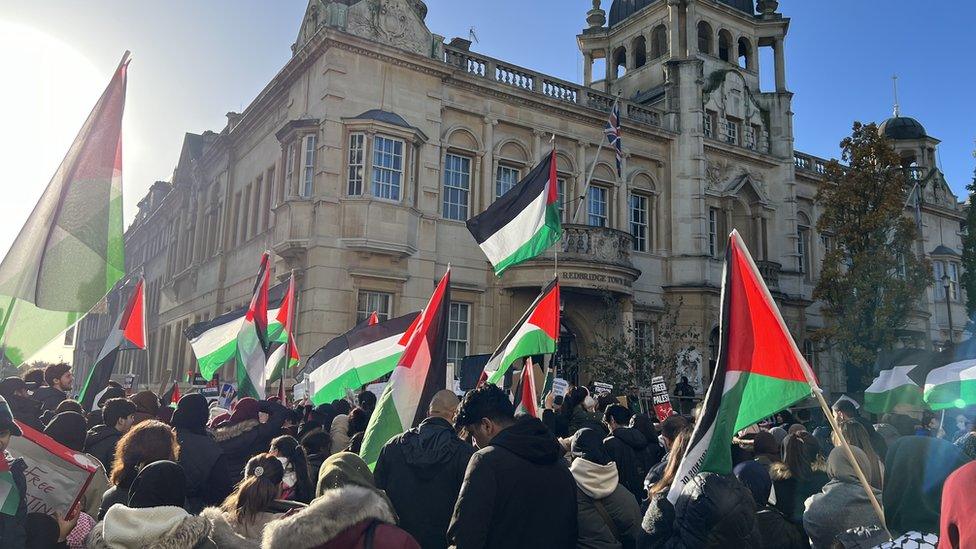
[650,375,675,421]
[551,378,569,398]
[7,422,97,517]
[593,381,613,396]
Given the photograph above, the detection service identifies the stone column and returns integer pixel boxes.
[482,117,496,209]
[753,215,764,260]
[685,0,698,57]
[667,0,681,59]
[583,52,593,85]
[616,155,629,231]
[774,37,787,91]
[575,140,588,224]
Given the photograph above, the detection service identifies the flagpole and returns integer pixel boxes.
[731,230,889,535]
[572,95,619,225]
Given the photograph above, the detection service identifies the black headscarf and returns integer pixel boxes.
[43,411,88,452]
[171,393,209,434]
[883,435,969,535]
[733,460,772,505]
[571,427,610,465]
[128,460,187,508]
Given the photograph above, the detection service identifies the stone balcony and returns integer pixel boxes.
[271,198,314,268]
[756,260,782,289]
[443,44,667,131]
[500,224,641,295]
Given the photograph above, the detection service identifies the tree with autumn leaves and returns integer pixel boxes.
[815,122,931,391]
[960,152,976,318]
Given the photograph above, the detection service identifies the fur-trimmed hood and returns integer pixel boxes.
[213,419,260,443]
[199,507,261,549]
[262,485,394,548]
[769,458,827,482]
[86,505,213,549]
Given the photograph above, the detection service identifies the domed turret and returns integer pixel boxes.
[878,116,926,140]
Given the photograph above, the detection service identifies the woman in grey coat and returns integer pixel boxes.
[802,446,883,549]
[569,428,641,549]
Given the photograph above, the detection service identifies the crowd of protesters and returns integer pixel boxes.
[1,361,975,548]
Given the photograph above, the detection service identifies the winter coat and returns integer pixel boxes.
[213,401,289,484]
[0,456,27,549]
[542,408,571,438]
[85,424,123,471]
[82,460,110,518]
[604,427,651,501]
[803,447,883,549]
[98,484,128,521]
[203,507,286,543]
[570,457,641,549]
[643,473,762,549]
[448,416,577,549]
[883,436,968,539]
[570,407,606,436]
[262,485,420,549]
[33,386,66,412]
[5,393,44,433]
[753,507,809,549]
[176,427,234,514]
[197,508,260,549]
[768,461,828,524]
[307,453,327,484]
[85,504,232,549]
[373,416,474,549]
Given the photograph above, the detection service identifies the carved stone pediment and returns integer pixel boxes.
[705,160,769,203]
[346,0,432,57]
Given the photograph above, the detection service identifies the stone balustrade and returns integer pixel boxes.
[444,44,664,130]
[793,152,828,175]
[560,224,635,269]
[756,259,782,288]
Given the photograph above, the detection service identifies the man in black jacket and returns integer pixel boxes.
[375,390,474,549]
[84,398,136,469]
[0,378,43,433]
[602,404,648,500]
[448,385,577,549]
[32,363,72,412]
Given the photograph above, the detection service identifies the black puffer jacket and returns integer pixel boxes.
[448,416,577,549]
[32,386,66,412]
[375,416,475,549]
[213,400,289,483]
[4,394,43,433]
[85,424,123,470]
[176,427,234,514]
[643,473,762,549]
[605,427,651,500]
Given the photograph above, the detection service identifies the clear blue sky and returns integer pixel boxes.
[1,0,974,257]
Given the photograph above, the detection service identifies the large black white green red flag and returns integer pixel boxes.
[78,277,146,410]
[265,272,300,383]
[667,230,816,502]
[360,268,450,468]
[236,252,271,399]
[0,53,129,366]
[466,151,560,275]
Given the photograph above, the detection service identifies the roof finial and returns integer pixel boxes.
[892,74,900,117]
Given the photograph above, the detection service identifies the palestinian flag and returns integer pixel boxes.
[78,278,146,411]
[466,150,560,275]
[304,311,420,406]
[0,456,19,516]
[236,252,271,399]
[185,282,291,381]
[924,357,976,410]
[667,230,815,503]
[483,278,559,385]
[863,349,941,414]
[514,358,540,418]
[360,268,450,468]
[0,53,128,366]
[265,273,300,383]
[161,380,180,408]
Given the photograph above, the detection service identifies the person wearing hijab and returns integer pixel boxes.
[213,397,290,484]
[129,391,161,426]
[328,413,350,455]
[172,393,234,513]
[86,460,240,549]
[940,461,976,549]
[882,436,969,547]
[769,431,828,524]
[264,451,420,549]
[568,428,640,549]
[802,447,883,549]
[733,461,807,549]
[43,411,110,520]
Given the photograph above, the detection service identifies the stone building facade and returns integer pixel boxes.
[73,0,967,396]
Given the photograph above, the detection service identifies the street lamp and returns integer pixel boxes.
[941,272,954,346]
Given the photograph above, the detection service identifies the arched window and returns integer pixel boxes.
[632,36,647,68]
[697,21,713,55]
[612,46,628,78]
[650,25,668,59]
[718,29,733,62]
[737,37,752,69]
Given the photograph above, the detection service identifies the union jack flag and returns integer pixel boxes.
[604,102,622,177]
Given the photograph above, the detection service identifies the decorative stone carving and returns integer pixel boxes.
[346,0,433,57]
[757,0,779,16]
[706,159,734,189]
